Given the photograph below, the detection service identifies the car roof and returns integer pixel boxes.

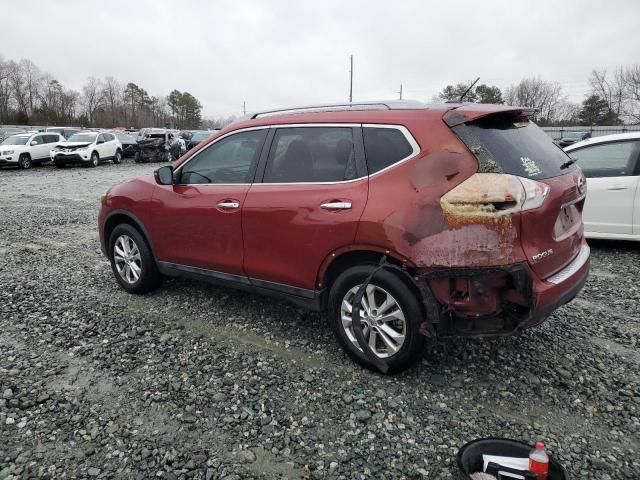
[224,100,532,132]
[565,132,640,151]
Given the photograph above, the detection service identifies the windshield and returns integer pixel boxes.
[68,133,97,143]
[453,114,576,179]
[2,136,29,145]
[116,133,135,142]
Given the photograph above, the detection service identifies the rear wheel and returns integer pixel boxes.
[108,224,162,294]
[18,154,32,169]
[113,149,122,164]
[328,265,425,372]
[89,151,99,167]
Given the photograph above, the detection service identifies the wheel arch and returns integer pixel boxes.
[103,210,157,262]
[319,246,439,336]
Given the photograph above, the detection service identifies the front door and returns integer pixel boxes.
[150,128,267,275]
[30,134,48,160]
[568,140,640,235]
[243,125,368,291]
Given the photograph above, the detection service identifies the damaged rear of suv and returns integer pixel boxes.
[99,101,589,372]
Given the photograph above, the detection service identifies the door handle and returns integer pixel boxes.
[320,201,352,210]
[217,201,240,209]
[607,186,628,191]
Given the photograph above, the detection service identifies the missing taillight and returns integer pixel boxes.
[440,173,549,221]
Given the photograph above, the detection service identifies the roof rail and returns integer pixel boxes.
[250,100,427,119]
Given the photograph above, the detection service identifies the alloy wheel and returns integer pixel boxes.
[113,234,142,284]
[340,284,406,358]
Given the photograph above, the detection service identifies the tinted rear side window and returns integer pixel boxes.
[264,127,357,183]
[453,115,576,179]
[363,127,414,174]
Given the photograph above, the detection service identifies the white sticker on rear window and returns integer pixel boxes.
[521,156,542,177]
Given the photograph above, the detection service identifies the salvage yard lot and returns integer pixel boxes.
[0,163,638,479]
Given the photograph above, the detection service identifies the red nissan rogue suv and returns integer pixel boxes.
[99,101,589,371]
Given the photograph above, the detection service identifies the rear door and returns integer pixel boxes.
[243,125,368,291]
[566,140,640,235]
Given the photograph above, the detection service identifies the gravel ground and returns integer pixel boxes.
[0,161,639,480]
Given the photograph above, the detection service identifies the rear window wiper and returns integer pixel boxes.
[560,157,577,169]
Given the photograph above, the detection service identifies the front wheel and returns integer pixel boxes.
[18,154,32,169]
[108,224,162,294]
[89,152,99,167]
[328,265,425,372]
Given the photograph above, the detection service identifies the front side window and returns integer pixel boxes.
[178,129,266,184]
[568,141,640,178]
[97,134,105,143]
[363,127,414,174]
[31,135,44,145]
[264,127,356,183]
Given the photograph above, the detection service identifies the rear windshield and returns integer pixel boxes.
[453,115,576,179]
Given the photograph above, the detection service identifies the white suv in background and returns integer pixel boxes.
[51,131,122,168]
[0,132,64,169]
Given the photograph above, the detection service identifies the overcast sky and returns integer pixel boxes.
[2,0,639,118]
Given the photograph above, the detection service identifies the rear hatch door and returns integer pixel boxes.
[450,111,586,279]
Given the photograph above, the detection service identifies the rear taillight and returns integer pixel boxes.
[440,173,549,216]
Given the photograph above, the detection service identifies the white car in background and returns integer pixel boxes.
[0,131,63,169]
[565,132,640,241]
[51,131,122,168]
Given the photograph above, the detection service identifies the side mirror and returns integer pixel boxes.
[154,165,174,185]
[97,140,104,144]
[30,141,38,146]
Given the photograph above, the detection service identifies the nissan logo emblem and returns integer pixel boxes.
[577,176,586,195]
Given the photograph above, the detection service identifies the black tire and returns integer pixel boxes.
[134,151,142,163]
[53,161,65,169]
[89,151,99,167]
[18,154,32,169]
[113,149,122,164]
[108,223,162,294]
[328,265,425,372]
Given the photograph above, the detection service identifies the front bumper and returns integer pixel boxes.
[52,152,90,164]
[0,157,17,166]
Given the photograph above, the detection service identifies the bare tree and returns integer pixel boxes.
[102,76,123,126]
[589,68,625,124]
[504,77,564,123]
[0,56,11,122]
[81,76,105,127]
[623,64,640,123]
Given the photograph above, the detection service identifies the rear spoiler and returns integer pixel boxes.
[443,104,537,127]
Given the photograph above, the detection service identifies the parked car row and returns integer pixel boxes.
[0,127,219,169]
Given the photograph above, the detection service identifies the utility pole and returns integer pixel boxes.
[349,55,353,103]
[242,101,246,115]
[398,84,403,100]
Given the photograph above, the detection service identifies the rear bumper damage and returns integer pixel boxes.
[420,244,590,337]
